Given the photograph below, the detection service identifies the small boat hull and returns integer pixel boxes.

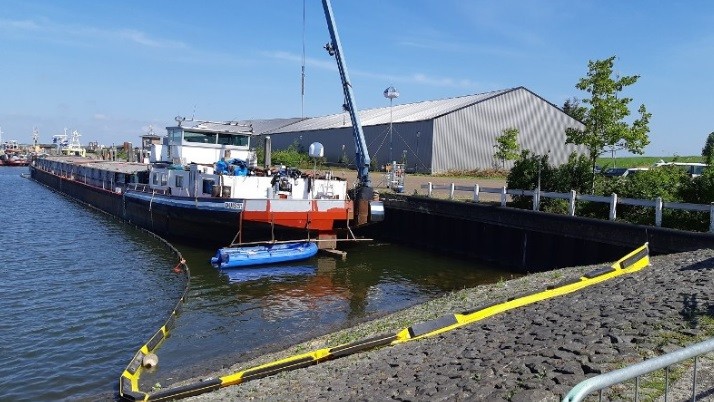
[211,241,318,269]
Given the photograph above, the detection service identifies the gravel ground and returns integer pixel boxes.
[178,249,714,401]
[334,169,507,202]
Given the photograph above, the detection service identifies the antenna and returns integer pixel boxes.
[192,105,196,121]
[301,0,306,118]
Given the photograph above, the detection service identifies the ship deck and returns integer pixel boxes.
[43,156,151,175]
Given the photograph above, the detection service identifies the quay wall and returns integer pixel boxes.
[366,194,714,272]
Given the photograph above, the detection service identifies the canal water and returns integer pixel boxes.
[0,166,518,400]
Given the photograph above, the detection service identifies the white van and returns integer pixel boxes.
[654,161,708,177]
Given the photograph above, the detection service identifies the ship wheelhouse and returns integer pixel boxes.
[155,120,257,167]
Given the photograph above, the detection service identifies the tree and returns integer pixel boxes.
[702,132,714,166]
[565,56,652,188]
[493,128,520,169]
[562,97,586,121]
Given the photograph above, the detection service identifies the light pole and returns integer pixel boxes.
[383,86,399,164]
[415,131,420,172]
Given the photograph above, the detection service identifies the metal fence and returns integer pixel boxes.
[420,183,714,233]
[563,337,714,402]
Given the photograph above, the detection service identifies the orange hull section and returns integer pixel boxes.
[242,199,354,231]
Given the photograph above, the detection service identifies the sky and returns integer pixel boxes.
[0,0,712,156]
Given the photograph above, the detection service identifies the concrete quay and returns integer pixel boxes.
[183,248,714,401]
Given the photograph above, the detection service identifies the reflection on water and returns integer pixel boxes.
[222,264,316,284]
[138,241,518,389]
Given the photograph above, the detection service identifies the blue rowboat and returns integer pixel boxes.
[210,241,319,269]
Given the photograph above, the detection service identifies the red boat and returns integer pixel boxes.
[1,140,29,166]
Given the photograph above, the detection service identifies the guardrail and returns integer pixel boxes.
[420,183,714,233]
[563,337,714,402]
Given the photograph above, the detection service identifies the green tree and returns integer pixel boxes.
[565,56,652,188]
[562,97,586,121]
[702,132,714,166]
[493,128,520,169]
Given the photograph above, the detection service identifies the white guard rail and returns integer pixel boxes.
[420,183,714,233]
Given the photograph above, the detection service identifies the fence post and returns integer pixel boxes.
[500,186,507,207]
[710,203,714,233]
[427,182,433,197]
[655,197,663,227]
[473,184,480,203]
[449,183,455,200]
[533,188,540,211]
[569,190,576,216]
[609,193,618,221]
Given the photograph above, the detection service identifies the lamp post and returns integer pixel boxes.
[383,86,399,164]
[415,131,420,172]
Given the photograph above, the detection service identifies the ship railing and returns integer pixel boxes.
[420,183,714,233]
[127,183,169,195]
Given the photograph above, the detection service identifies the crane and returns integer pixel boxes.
[321,0,372,190]
[321,0,380,226]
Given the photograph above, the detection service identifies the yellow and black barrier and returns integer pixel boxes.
[119,243,649,401]
[118,233,191,402]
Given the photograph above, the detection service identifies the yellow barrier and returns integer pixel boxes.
[118,243,649,401]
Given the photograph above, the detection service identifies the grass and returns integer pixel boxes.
[596,155,703,169]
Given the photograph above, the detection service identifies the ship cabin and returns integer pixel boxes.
[150,120,257,167]
[146,120,348,201]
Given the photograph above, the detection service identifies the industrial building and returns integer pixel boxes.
[246,87,586,174]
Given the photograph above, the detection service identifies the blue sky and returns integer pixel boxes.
[0,1,712,156]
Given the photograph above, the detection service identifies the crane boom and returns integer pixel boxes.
[321,0,371,188]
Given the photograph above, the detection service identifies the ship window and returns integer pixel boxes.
[202,179,215,194]
[175,175,184,188]
[152,173,159,185]
[184,130,217,144]
[217,133,249,147]
[168,128,182,145]
[160,173,168,186]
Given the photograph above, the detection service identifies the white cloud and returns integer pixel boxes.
[94,113,107,120]
[264,50,336,70]
[117,29,186,49]
[0,18,187,50]
[264,50,478,89]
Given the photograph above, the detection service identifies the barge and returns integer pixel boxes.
[30,120,383,248]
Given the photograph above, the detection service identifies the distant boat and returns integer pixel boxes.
[1,140,29,167]
[211,241,318,269]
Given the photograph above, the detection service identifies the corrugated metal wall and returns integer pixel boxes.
[432,87,585,173]
[365,120,434,172]
[260,87,585,174]
[259,121,435,173]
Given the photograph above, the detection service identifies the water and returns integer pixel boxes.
[0,166,517,400]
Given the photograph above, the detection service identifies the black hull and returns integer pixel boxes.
[29,166,306,248]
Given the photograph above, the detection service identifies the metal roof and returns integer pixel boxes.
[268,88,516,133]
[169,120,254,135]
[234,118,307,135]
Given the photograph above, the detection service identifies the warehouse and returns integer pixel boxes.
[252,86,586,174]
